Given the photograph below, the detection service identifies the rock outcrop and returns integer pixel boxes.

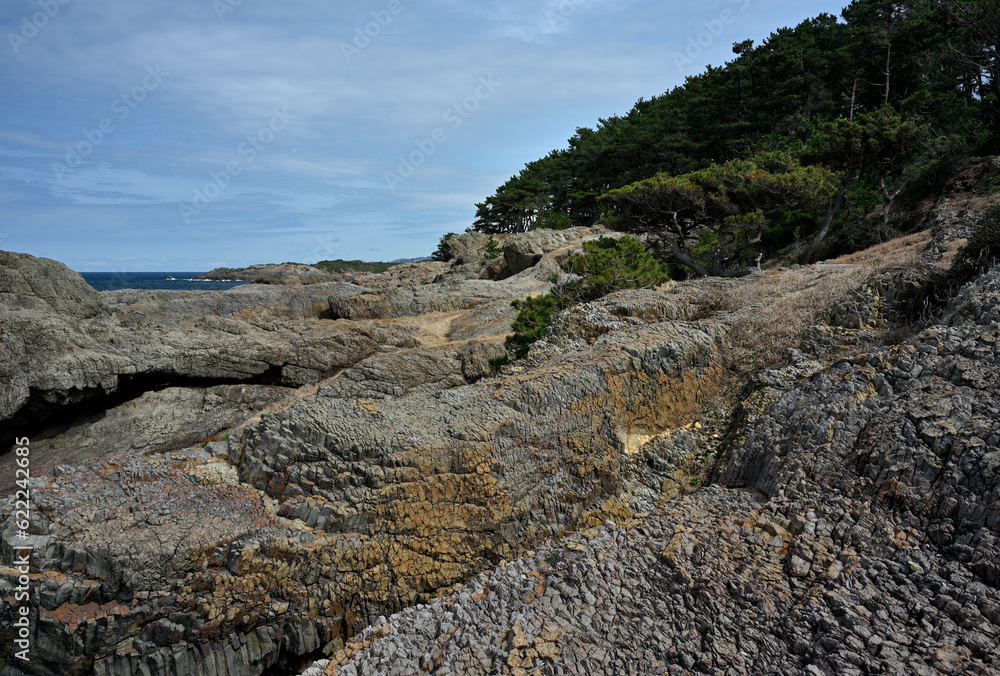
[0,297,725,675]
[919,155,1000,265]
[0,261,419,441]
[0,231,733,675]
[317,265,1000,676]
[194,263,340,285]
[3,197,1000,676]
[4,384,295,494]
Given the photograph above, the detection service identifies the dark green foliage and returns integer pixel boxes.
[484,236,502,260]
[531,209,574,231]
[953,205,1000,278]
[505,236,669,358]
[471,0,997,263]
[507,294,561,359]
[313,259,399,274]
[431,233,457,262]
[556,235,672,302]
[600,152,838,276]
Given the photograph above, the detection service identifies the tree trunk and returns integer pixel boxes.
[849,77,858,122]
[798,174,854,264]
[668,239,710,278]
[883,13,894,106]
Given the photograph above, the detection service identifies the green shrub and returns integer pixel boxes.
[558,235,671,303]
[507,294,562,359]
[488,355,510,372]
[484,235,502,260]
[504,235,669,358]
[953,205,1000,278]
[431,233,457,262]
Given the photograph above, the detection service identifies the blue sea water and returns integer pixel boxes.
[81,272,253,292]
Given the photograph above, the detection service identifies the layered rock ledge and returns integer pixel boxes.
[317,265,1000,676]
[2,209,999,676]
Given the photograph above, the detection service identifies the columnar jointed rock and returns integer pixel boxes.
[317,267,1000,676]
[0,291,726,675]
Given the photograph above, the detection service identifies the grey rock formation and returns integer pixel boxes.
[328,279,540,321]
[194,263,340,285]
[0,255,416,437]
[0,252,105,319]
[0,280,726,675]
[3,207,1000,676]
[2,385,294,493]
[800,264,947,356]
[503,229,577,274]
[319,266,1000,676]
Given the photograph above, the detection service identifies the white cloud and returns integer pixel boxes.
[0,0,844,268]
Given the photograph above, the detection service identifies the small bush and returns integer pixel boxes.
[953,205,1000,278]
[431,233,457,262]
[484,236,502,260]
[507,294,562,359]
[488,355,510,372]
[557,235,671,303]
[505,235,669,358]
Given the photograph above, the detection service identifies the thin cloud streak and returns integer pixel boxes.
[0,0,843,270]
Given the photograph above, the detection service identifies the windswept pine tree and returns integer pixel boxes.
[470,0,998,272]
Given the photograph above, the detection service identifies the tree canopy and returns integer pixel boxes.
[601,153,839,276]
[469,0,997,270]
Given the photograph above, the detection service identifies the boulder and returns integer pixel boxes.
[0,251,105,318]
[503,229,570,274]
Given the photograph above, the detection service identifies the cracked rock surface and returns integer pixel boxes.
[2,216,1000,676]
[319,267,1000,676]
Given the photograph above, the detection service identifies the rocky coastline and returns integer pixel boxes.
[0,164,998,676]
[193,263,343,285]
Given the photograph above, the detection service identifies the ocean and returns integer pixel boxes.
[80,272,254,292]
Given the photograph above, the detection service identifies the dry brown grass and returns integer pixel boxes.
[824,229,931,266]
[704,230,934,395]
[719,266,871,377]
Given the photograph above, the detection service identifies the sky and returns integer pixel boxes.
[1,0,844,272]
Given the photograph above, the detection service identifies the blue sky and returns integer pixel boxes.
[1,0,843,271]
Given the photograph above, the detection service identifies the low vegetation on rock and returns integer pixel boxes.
[953,204,1000,279]
[506,235,670,358]
[3,1,1000,674]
